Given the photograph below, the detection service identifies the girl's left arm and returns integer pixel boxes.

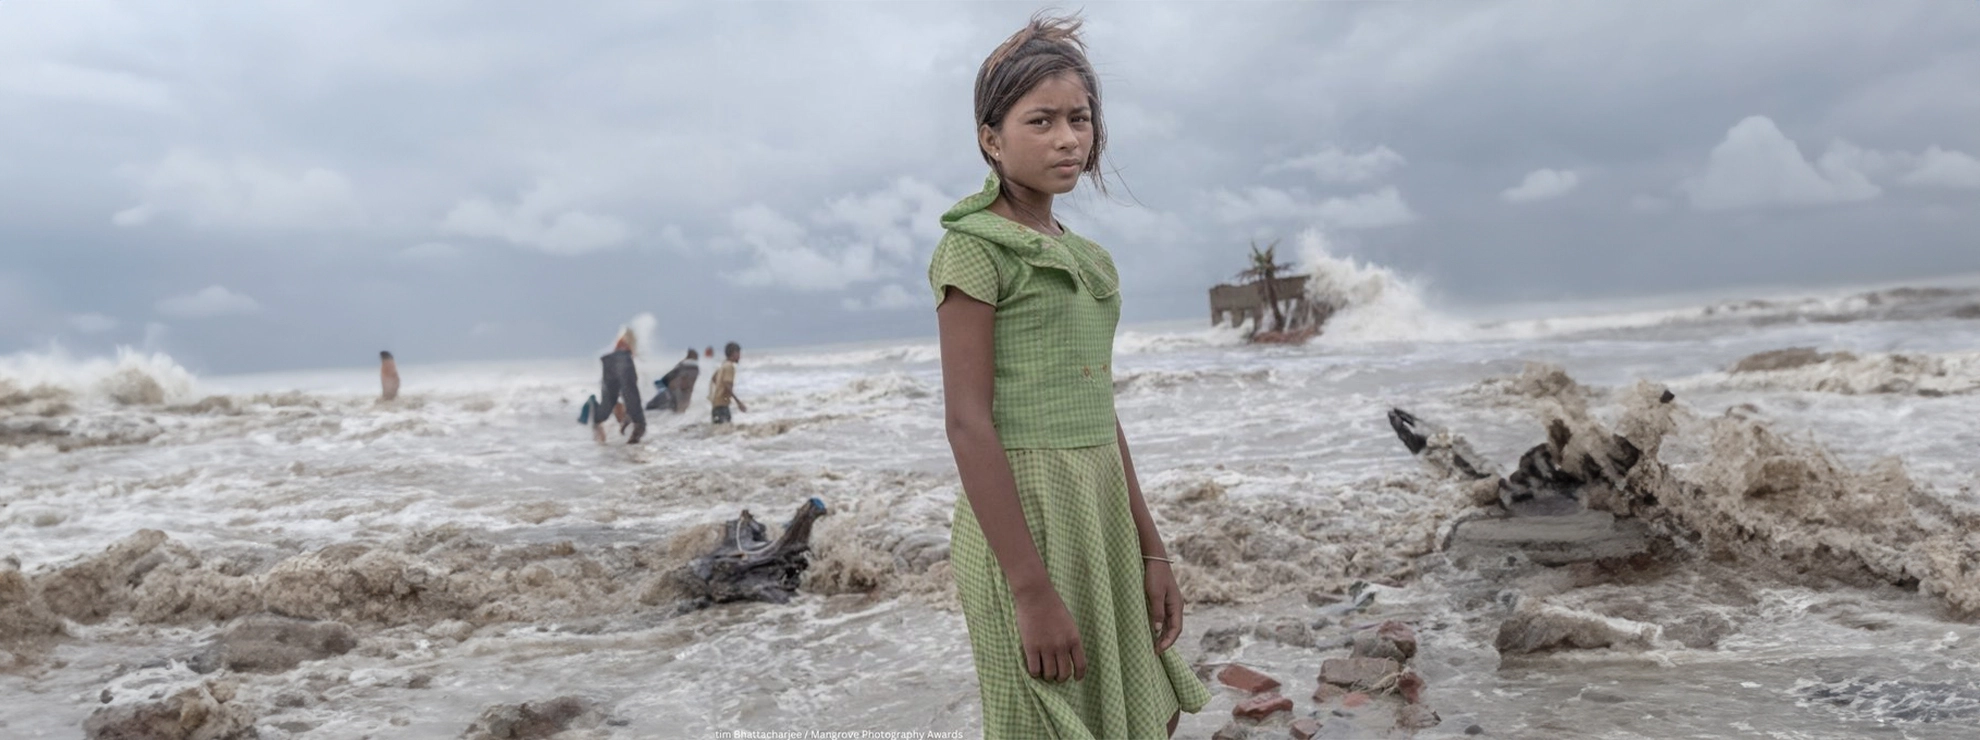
[1118,418,1183,652]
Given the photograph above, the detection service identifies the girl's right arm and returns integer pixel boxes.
[937,289,1088,684]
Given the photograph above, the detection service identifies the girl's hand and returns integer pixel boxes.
[1144,560,1183,652]
[1013,585,1087,683]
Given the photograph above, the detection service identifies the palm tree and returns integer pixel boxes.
[1235,239,1293,334]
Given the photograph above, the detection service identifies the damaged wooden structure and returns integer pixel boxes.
[1213,237,1333,344]
[1208,274,1332,342]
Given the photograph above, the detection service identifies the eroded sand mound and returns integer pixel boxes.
[1718,347,1980,396]
[1152,471,1463,605]
[1459,363,1980,615]
[2,526,722,650]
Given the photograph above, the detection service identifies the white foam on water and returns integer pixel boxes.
[1288,232,1980,346]
[1115,323,1248,354]
[743,323,1246,372]
[749,342,942,370]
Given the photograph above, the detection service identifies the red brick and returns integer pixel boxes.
[1312,684,1348,703]
[1211,722,1250,740]
[1289,717,1321,740]
[1341,692,1371,709]
[1397,671,1426,704]
[1217,664,1283,695]
[1233,694,1294,722]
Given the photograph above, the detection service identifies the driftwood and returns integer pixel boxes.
[674,498,828,607]
[1386,408,1499,481]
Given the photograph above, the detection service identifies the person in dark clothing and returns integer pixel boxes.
[645,349,701,413]
[669,351,701,413]
[595,330,646,444]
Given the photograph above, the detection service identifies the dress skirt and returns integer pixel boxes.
[951,442,1212,739]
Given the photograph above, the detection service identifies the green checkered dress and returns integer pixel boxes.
[930,173,1211,739]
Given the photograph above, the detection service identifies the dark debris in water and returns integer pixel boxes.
[1797,675,1980,724]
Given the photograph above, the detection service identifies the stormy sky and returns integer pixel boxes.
[3,1,1977,374]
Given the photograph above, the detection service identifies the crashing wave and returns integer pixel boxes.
[1294,228,1464,343]
[0,347,196,411]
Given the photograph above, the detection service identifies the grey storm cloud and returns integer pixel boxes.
[2,1,1978,373]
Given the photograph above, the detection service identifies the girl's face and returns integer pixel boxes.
[982,73,1094,197]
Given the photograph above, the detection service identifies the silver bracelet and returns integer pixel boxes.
[1141,555,1174,564]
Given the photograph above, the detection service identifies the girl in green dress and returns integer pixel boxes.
[929,12,1211,739]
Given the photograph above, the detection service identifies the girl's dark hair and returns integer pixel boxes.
[975,11,1108,193]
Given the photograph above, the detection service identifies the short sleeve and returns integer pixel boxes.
[928,233,1003,308]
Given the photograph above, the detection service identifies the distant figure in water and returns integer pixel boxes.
[379,351,400,401]
[646,349,701,413]
[594,329,646,444]
[705,345,717,361]
[708,341,746,424]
